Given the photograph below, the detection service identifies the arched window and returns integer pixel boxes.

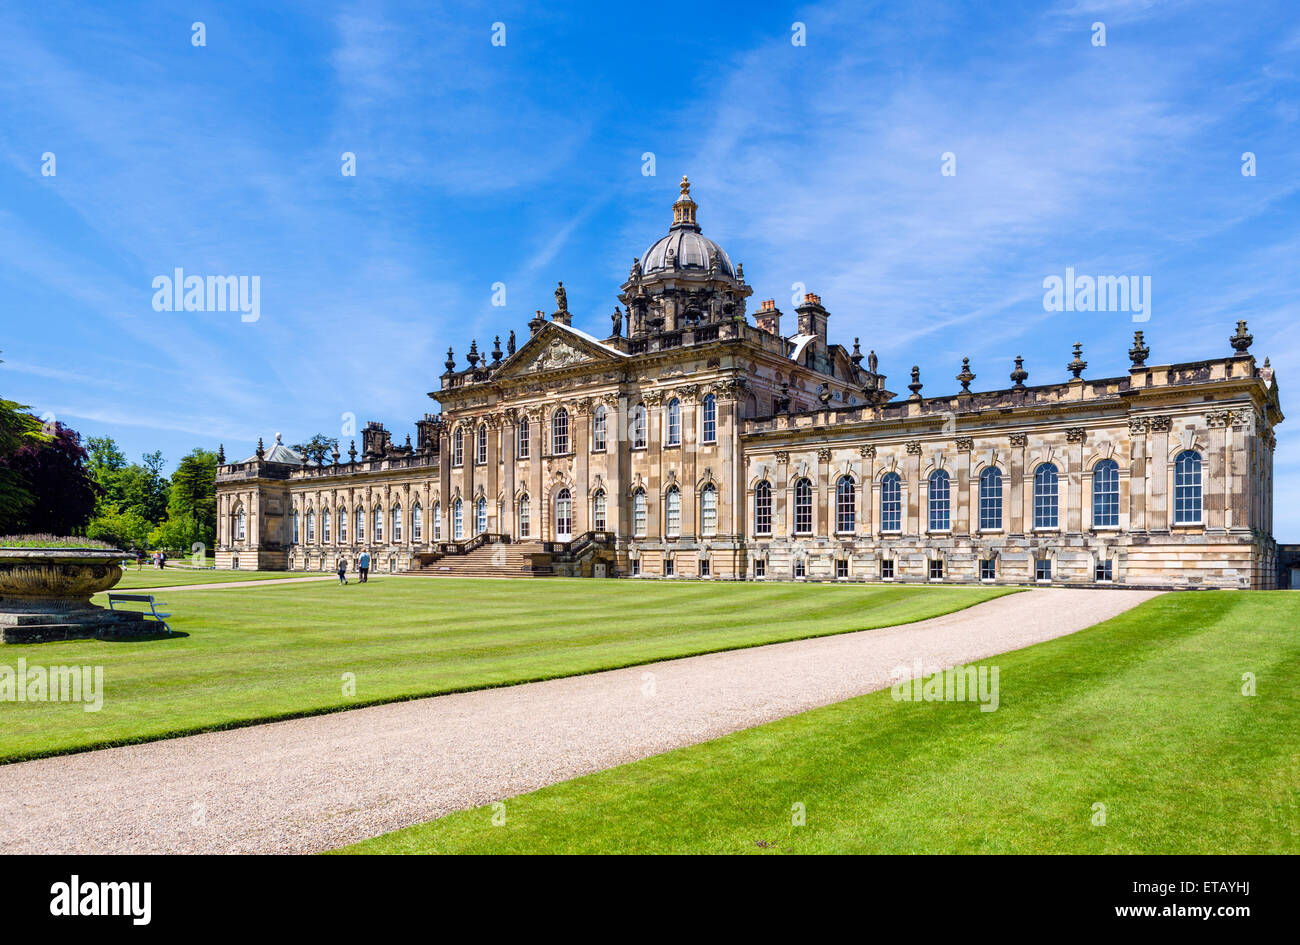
[237,505,248,541]
[323,509,331,543]
[1092,459,1120,527]
[665,486,682,537]
[518,494,531,537]
[592,405,607,452]
[432,501,441,541]
[979,467,1003,530]
[338,507,347,542]
[666,398,682,446]
[476,424,488,464]
[452,498,463,540]
[880,472,902,532]
[700,484,717,536]
[836,475,856,533]
[355,507,364,541]
[555,488,572,540]
[1174,451,1202,524]
[592,490,607,531]
[412,502,422,541]
[1034,464,1059,529]
[392,504,402,542]
[793,478,813,535]
[632,404,647,449]
[305,509,315,543]
[473,497,485,534]
[754,481,773,536]
[517,416,530,459]
[928,470,951,532]
[452,427,463,467]
[702,394,717,444]
[373,506,384,541]
[552,407,570,455]
[633,488,647,537]
[290,509,298,544]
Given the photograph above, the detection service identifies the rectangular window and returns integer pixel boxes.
[476,429,487,465]
[1036,558,1052,582]
[664,558,675,577]
[754,559,766,578]
[880,559,894,580]
[929,559,944,580]
[517,422,530,459]
[835,559,849,580]
[1095,559,1113,582]
[794,559,806,579]
[980,558,996,581]
[700,558,711,577]
[593,409,607,452]
[754,486,772,536]
[632,558,641,576]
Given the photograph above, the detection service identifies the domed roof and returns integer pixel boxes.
[640,176,737,279]
[642,228,736,278]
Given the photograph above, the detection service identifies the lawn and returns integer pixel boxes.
[110,567,315,589]
[336,590,1300,854]
[0,578,1012,763]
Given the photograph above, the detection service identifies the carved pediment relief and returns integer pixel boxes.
[526,339,591,373]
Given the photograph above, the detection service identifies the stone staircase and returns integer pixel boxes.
[411,541,554,578]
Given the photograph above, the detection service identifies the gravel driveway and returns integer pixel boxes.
[0,587,1158,854]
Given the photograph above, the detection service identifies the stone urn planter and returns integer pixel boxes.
[0,547,147,643]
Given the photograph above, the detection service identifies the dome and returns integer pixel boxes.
[641,228,736,278]
[639,176,737,279]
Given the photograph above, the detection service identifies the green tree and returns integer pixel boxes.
[0,397,47,525]
[292,433,338,466]
[165,448,218,549]
[86,507,153,550]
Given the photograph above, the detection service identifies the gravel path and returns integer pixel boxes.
[119,576,339,591]
[0,587,1157,854]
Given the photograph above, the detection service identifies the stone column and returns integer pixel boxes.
[1009,434,1026,536]
[575,400,590,534]
[1066,428,1085,534]
[859,445,875,536]
[955,439,971,536]
[1148,415,1170,532]
[502,411,516,537]
[816,447,831,537]
[906,441,922,536]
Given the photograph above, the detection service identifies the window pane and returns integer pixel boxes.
[702,395,716,443]
[754,481,772,535]
[1034,464,1059,529]
[836,476,855,533]
[1092,459,1119,527]
[881,473,901,532]
[1174,451,1202,524]
[979,467,1002,530]
[794,478,812,535]
[928,470,950,531]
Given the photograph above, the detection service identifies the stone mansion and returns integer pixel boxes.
[215,178,1284,588]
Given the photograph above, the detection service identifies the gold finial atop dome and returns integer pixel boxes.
[672,175,698,228]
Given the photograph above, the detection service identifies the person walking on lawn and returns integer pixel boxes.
[336,556,348,585]
[358,549,370,583]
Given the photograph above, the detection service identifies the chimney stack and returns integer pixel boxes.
[756,299,782,336]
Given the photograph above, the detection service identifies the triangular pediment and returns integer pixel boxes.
[494,322,624,378]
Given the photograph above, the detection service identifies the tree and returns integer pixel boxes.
[86,507,153,550]
[0,397,46,526]
[0,422,99,535]
[292,433,338,466]
[165,448,218,550]
[86,435,127,486]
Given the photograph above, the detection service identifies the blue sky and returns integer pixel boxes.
[2,0,1298,534]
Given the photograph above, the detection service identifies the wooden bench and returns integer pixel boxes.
[107,593,173,634]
